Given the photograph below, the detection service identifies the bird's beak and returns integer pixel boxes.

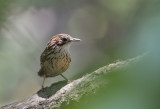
[70,38,81,42]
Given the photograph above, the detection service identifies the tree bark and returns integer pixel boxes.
[1,54,145,109]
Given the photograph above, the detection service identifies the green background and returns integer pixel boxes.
[0,0,160,108]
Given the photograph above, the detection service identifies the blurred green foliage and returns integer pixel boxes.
[0,0,160,109]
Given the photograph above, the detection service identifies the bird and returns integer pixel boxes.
[38,33,81,88]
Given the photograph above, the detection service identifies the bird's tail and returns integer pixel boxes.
[38,68,45,77]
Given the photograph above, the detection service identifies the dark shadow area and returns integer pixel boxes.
[37,81,67,98]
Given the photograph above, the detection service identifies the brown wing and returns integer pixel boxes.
[40,48,48,65]
[40,43,57,65]
[38,49,49,77]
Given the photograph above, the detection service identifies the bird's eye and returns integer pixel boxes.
[61,37,68,42]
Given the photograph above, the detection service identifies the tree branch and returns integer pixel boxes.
[1,54,145,109]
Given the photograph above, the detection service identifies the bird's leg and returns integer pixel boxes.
[41,75,46,89]
[60,74,70,83]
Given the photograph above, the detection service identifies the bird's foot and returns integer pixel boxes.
[67,80,72,84]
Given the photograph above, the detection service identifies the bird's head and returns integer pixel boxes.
[47,33,81,49]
